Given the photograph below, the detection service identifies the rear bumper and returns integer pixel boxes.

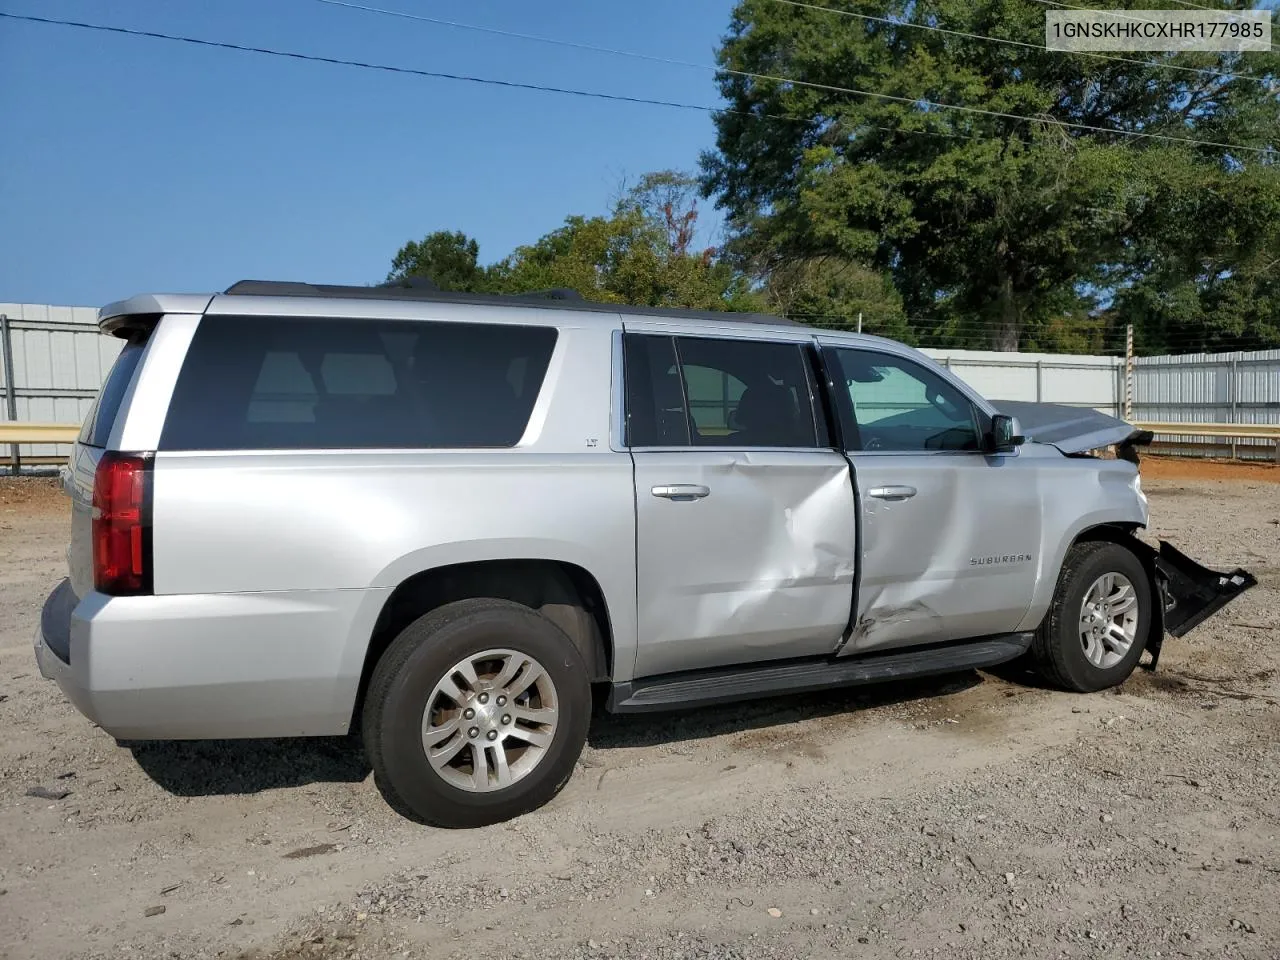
[34,579,389,740]
[35,580,104,725]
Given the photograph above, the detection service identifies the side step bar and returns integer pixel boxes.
[608,633,1033,714]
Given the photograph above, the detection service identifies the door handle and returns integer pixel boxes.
[652,484,711,501]
[867,485,917,501]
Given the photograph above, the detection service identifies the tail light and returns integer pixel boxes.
[92,452,153,595]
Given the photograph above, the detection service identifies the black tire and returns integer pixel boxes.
[1029,541,1152,693]
[362,598,591,828]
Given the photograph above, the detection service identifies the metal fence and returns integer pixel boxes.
[2,304,1279,466]
[0,303,122,470]
[924,348,1123,417]
[1131,349,1280,460]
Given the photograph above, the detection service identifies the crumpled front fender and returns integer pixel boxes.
[1124,538,1257,669]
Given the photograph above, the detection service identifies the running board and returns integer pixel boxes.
[608,633,1033,713]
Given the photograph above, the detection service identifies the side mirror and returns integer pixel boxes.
[988,414,1025,454]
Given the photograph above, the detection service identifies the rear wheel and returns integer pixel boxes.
[1029,542,1152,693]
[362,598,591,828]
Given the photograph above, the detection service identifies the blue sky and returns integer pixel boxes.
[0,0,739,306]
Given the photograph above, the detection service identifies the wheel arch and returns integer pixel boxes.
[349,558,615,732]
[1053,522,1166,668]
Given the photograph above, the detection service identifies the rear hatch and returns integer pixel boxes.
[65,328,153,599]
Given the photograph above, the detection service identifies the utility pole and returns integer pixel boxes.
[1123,324,1134,422]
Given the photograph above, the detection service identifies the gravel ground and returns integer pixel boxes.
[0,469,1277,960]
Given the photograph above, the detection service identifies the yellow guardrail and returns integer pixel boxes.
[0,423,82,443]
[1133,421,1280,441]
[1,420,1279,449]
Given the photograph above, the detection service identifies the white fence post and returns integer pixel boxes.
[1,314,18,475]
[1230,356,1238,460]
[1123,324,1134,422]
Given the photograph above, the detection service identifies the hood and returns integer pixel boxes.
[991,401,1151,455]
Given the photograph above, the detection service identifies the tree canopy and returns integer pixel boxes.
[386,171,762,313]
[700,0,1280,351]
[387,230,484,291]
[386,3,1278,354]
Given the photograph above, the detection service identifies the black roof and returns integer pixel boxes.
[222,279,799,327]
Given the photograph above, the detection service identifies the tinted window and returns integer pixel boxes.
[623,334,690,447]
[79,334,148,448]
[831,349,981,452]
[160,316,557,450]
[624,333,821,449]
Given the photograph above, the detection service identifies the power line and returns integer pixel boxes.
[1030,0,1266,21]
[310,0,990,145]
[0,8,949,148]
[318,0,1271,92]
[768,0,1271,84]
[3,11,1273,155]
[310,0,717,73]
[0,12,742,115]
[1161,0,1272,13]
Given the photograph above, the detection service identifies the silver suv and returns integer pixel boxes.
[36,281,1254,827]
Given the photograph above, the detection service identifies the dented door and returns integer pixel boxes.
[820,345,1043,654]
[632,450,857,677]
[623,327,858,679]
[845,453,1041,652]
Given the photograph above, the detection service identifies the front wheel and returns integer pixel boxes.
[1029,541,1152,693]
[362,598,591,828]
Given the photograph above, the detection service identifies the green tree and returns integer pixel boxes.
[618,169,705,256]
[469,169,765,311]
[761,256,910,339]
[387,230,486,291]
[489,208,762,311]
[701,0,1280,351]
[1111,154,1280,354]
[388,172,764,313]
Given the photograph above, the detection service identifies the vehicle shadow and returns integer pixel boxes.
[125,733,370,797]
[587,670,989,751]
[125,670,997,800]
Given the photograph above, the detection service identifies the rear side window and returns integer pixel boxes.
[623,334,690,447]
[675,337,820,448]
[624,333,824,449]
[159,316,557,451]
[79,334,149,448]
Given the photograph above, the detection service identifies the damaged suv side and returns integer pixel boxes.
[35,282,1255,828]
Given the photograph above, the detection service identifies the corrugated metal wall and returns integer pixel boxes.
[0,303,122,464]
[3,303,1278,464]
[924,348,1122,415]
[1132,349,1280,460]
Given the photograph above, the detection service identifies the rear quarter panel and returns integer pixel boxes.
[147,322,639,719]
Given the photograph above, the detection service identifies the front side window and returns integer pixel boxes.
[623,333,822,449]
[160,316,557,450]
[830,348,982,452]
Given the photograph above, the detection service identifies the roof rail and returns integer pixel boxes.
[511,288,584,302]
[219,279,797,326]
[380,276,439,292]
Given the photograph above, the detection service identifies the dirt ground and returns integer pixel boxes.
[1138,455,1280,485]
[1,463,1277,960]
